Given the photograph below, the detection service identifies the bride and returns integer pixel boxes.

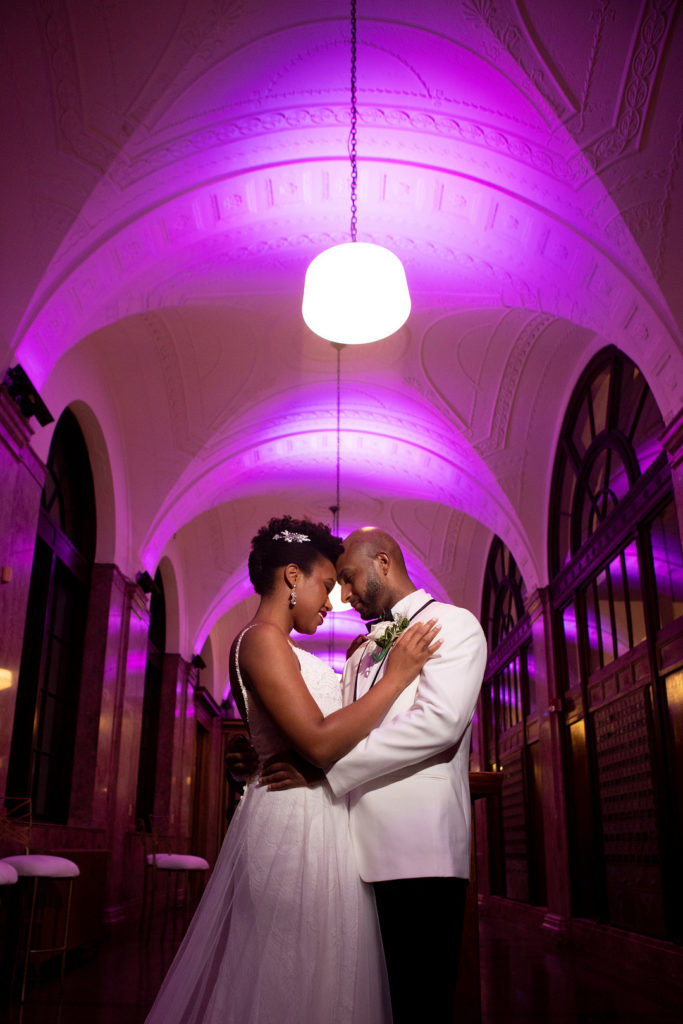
[145,515,441,1024]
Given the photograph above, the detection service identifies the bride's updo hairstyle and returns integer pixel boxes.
[248,515,344,596]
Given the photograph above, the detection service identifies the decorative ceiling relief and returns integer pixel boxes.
[40,0,117,172]
[475,311,555,457]
[582,0,677,171]
[4,0,683,679]
[464,0,575,119]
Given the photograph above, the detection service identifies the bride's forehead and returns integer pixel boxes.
[308,555,335,577]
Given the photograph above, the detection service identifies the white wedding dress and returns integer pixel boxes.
[145,635,391,1024]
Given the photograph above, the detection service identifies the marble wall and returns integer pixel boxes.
[0,388,223,925]
[0,387,44,798]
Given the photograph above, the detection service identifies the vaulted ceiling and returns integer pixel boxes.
[3,0,683,695]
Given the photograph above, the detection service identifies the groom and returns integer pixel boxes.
[262,526,487,1023]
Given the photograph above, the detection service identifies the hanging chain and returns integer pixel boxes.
[336,342,341,520]
[349,0,357,242]
[329,342,342,662]
[327,3,355,661]
[329,343,342,536]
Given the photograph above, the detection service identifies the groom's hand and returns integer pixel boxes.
[259,750,323,790]
[225,732,258,783]
[346,634,368,659]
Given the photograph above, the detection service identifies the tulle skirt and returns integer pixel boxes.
[145,780,391,1023]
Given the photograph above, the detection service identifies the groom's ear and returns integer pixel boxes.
[375,551,390,576]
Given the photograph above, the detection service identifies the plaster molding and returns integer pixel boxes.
[571,0,613,137]
[109,102,584,191]
[142,427,531,575]
[143,312,196,457]
[122,1,248,132]
[213,401,479,471]
[442,508,467,577]
[205,506,230,573]
[402,374,454,424]
[39,0,116,173]
[463,0,573,119]
[654,113,683,282]
[476,312,555,457]
[177,0,246,62]
[582,0,676,172]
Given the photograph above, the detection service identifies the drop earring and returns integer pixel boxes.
[289,586,297,608]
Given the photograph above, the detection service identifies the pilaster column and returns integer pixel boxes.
[163,655,197,847]
[99,577,150,921]
[72,566,143,828]
[526,586,572,926]
[0,386,45,798]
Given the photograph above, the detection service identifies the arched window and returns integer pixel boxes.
[482,538,526,646]
[550,346,664,573]
[548,347,683,939]
[8,409,96,823]
[480,538,545,905]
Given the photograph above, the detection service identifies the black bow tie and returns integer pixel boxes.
[366,608,394,631]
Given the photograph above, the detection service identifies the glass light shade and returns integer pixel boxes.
[302,242,410,344]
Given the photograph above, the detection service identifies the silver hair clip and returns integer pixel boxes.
[272,530,311,543]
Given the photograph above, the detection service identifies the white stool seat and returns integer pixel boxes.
[146,853,209,871]
[0,799,80,1001]
[0,861,19,885]
[2,854,80,878]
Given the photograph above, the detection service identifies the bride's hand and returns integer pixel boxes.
[385,619,442,687]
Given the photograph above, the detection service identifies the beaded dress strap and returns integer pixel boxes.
[234,625,257,725]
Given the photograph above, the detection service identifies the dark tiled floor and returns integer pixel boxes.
[1,909,681,1023]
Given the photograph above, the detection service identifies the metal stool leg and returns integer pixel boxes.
[59,878,74,987]
[15,876,76,1002]
[19,877,39,1003]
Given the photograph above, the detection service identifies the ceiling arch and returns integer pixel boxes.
[4,0,683,687]
[141,396,535,574]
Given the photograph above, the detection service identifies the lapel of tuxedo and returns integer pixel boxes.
[349,590,434,702]
[352,642,385,701]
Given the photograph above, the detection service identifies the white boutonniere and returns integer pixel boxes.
[368,615,411,664]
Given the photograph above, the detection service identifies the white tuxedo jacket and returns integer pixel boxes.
[326,590,486,882]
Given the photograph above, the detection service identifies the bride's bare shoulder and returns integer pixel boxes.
[239,622,292,661]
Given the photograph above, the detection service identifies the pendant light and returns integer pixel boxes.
[302,0,411,345]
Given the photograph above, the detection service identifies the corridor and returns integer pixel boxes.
[2,905,681,1024]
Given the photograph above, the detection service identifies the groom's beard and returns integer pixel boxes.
[355,573,384,620]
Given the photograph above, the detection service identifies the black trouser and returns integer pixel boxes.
[373,876,468,1024]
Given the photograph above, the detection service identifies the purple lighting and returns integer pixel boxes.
[142,385,531,575]
[4,3,683,708]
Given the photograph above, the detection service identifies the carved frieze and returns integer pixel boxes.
[476,312,555,457]
[582,0,677,172]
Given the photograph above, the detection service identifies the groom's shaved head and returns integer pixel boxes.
[336,527,414,618]
[341,527,407,574]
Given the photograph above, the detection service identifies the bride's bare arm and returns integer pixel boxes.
[238,620,441,770]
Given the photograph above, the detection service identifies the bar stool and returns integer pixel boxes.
[0,798,80,1001]
[139,817,209,937]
